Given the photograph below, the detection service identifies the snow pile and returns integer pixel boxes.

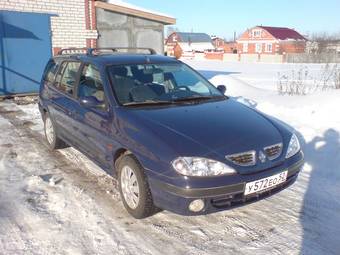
[189,60,337,92]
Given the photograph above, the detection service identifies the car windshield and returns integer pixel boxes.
[107,63,225,106]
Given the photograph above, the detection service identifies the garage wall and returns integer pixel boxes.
[96,8,164,54]
[0,11,52,95]
[0,0,98,53]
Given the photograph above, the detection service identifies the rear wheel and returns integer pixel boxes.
[117,154,156,219]
[44,113,68,150]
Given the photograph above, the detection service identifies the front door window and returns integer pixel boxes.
[59,62,81,95]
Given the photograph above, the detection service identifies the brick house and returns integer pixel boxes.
[0,0,98,56]
[211,37,238,54]
[223,42,238,54]
[0,0,175,95]
[166,32,214,56]
[0,0,175,56]
[212,37,225,50]
[237,26,307,55]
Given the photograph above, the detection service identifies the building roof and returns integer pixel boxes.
[259,26,306,40]
[95,1,176,25]
[176,32,212,43]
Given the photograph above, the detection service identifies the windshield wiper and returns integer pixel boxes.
[123,96,226,106]
[123,100,174,106]
[172,95,225,103]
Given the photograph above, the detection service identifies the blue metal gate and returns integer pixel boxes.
[0,11,52,96]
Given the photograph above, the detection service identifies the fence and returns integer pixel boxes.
[184,52,340,64]
[223,53,283,63]
[286,52,340,63]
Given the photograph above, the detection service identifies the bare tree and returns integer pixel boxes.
[277,64,340,95]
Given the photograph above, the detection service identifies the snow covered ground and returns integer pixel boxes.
[0,60,340,255]
[191,60,337,92]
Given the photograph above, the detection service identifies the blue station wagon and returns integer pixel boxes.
[39,48,304,218]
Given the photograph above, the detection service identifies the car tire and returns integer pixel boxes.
[117,154,156,219]
[43,112,68,150]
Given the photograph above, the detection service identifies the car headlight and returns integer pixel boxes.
[172,157,237,176]
[286,134,301,158]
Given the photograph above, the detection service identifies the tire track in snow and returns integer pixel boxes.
[0,108,151,255]
[0,105,199,254]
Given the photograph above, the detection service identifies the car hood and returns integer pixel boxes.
[127,99,286,174]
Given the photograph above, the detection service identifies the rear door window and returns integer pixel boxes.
[58,62,81,96]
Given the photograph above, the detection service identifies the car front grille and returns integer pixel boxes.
[226,151,256,166]
[226,143,283,167]
[264,143,283,160]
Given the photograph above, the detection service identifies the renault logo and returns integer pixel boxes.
[258,151,266,163]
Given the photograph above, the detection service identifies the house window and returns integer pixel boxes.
[243,43,248,53]
[265,43,272,52]
[255,43,262,53]
[252,29,262,38]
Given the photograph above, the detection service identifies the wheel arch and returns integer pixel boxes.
[113,148,148,177]
[113,148,131,171]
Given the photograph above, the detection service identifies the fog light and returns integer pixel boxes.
[188,199,205,212]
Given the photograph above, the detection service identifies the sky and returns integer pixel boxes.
[126,0,340,39]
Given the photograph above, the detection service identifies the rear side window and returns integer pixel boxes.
[55,62,67,86]
[42,60,59,84]
[58,62,81,96]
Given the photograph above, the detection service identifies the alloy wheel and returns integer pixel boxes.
[45,117,54,145]
[120,165,140,209]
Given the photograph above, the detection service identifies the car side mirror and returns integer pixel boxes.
[217,85,226,94]
[79,96,103,108]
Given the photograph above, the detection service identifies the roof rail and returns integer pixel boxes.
[57,48,87,55]
[87,47,157,55]
[57,47,157,56]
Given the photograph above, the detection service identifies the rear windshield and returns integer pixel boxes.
[107,63,223,105]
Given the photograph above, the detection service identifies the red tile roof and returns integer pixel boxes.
[259,26,306,40]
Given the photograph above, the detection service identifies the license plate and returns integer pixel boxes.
[244,171,288,196]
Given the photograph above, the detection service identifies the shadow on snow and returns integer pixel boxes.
[238,95,340,254]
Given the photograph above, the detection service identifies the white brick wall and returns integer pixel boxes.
[0,0,98,49]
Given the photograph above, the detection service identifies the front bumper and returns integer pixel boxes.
[148,152,304,215]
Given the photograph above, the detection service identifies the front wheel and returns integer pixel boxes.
[117,155,156,219]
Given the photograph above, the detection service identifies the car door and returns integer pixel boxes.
[47,60,82,146]
[72,63,113,168]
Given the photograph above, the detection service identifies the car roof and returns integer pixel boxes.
[53,53,179,66]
